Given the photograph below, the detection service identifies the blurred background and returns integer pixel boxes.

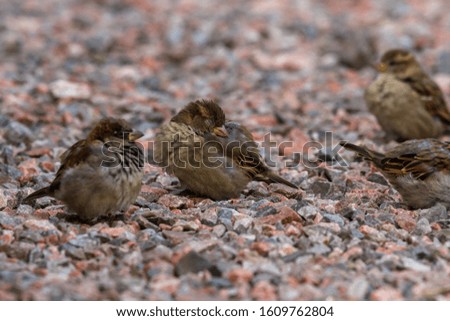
[1,0,449,149]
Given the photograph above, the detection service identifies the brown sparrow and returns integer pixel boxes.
[153,99,297,200]
[365,49,450,141]
[340,139,450,209]
[23,118,144,221]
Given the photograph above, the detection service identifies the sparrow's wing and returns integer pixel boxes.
[59,139,89,165]
[231,143,265,178]
[51,139,93,192]
[223,122,266,178]
[406,76,450,124]
[382,140,450,180]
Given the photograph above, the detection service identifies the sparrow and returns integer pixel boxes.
[153,99,297,200]
[340,139,450,209]
[365,49,450,141]
[23,118,144,221]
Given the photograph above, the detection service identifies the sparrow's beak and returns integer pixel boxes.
[213,125,228,137]
[128,130,144,141]
[374,62,387,72]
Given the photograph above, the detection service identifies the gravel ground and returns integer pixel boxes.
[0,0,449,300]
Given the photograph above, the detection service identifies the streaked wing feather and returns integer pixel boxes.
[382,141,450,180]
[50,139,92,192]
[407,77,450,124]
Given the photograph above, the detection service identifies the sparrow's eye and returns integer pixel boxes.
[113,130,124,138]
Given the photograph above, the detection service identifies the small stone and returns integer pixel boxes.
[212,224,226,237]
[285,224,301,237]
[309,180,332,197]
[278,284,301,300]
[395,212,416,232]
[370,287,403,300]
[418,204,447,223]
[350,228,364,239]
[268,183,299,198]
[199,207,218,226]
[208,277,233,289]
[251,242,271,256]
[157,194,192,209]
[251,280,277,300]
[99,227,129,238]
[233,216,253,233]
[359,225,386,242]
[402,257,431,272]
[131,215,159,230]
[175,251,215,276]
[308,243,331,255]
[247,182,270,197]
[217,208,236,230]
[162,230,191,246]
[49,80,91,99]
[255,261,281,276]
[315,222,341,233]
[62,245,86,260]
[19,230,43,243]
[154,173,179,186]
[414,218,432,235]
[173,220,200,232]
[367,173,389,186]
[1,31,23,54]
[135,205,177,225]
[5,242,35,260]
[323,213,345,227]
[0,192,9,210]
[227,268,253,283]
[85,34,114,55]
[0,188,21,209]
[256,206,301,225]
[140,185,167,202]
[297,205,318,220]
[347,276,369,300]
[23,219,57,231]
[150,275,180,294]
[4,121,33,146]
[68,235,100,249]
[0,230,14,245]
[254,205,277,218]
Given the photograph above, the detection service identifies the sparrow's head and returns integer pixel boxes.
[172,99,228,137]
[375,49,423,79]
[88,118,144,143]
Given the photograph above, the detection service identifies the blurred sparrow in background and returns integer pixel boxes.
[24,118,144,221]
[365,49,450,141]
[153,99,297,200]
[340,139,450,209]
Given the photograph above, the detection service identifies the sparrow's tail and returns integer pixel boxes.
[256,171,298,189]
[339,141,385,168]
[22,186,51,204]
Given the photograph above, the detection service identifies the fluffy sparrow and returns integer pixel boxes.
[153,99,297,200]
[340,139,450,209]
[24,118,144,221]
[365,49,450,141]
